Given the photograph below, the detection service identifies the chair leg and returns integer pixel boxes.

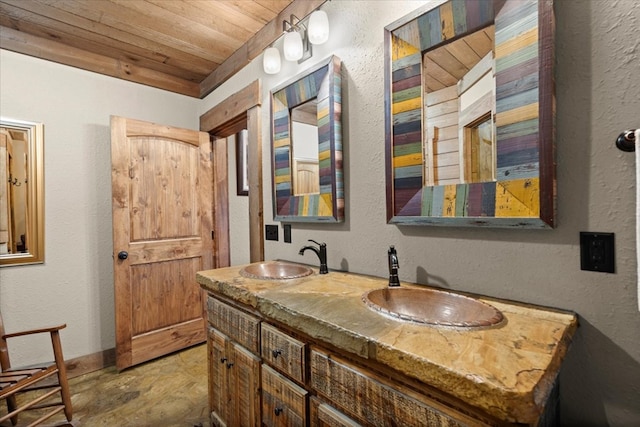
[6,394,18,426]
[51,331,73,421]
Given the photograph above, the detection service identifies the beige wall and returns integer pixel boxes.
[0,49,199,367]
[1,0,639,425]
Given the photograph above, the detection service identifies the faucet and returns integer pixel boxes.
[388,246,400,286]
[299,240,328,274]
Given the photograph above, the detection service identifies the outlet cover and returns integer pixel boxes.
[265,224,279,241]
[580,232,615,273]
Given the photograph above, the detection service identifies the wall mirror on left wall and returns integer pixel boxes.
[0,118,44,267]
[271,55,344,223]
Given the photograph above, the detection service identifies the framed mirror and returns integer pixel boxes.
[0,118,45,266]
[385,0,555,228]
[271,55,344,222]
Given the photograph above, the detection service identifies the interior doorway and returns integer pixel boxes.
[200,80,264,264]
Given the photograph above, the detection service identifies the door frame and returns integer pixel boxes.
[200,80,264,264]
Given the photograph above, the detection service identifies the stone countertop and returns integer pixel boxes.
[197,263,577,424]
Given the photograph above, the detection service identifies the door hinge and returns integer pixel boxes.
[211,230,215,240]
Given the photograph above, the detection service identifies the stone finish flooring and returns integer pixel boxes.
[1,344,209,427]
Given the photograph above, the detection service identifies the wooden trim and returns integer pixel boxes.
[64,348,116,380]
[247,106,263,262]
[200,80,263,264]
[199,0,326,97]
[200,80,261,132]
[0,26,200,98]
[212,136,230,268]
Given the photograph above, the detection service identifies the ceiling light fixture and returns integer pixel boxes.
[263,10,330,75]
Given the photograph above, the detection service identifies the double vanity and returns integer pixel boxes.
[197,261,577,426]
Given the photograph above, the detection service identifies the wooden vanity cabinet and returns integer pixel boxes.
[206,294,500,427]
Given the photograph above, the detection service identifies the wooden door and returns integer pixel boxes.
[111,116,213,370]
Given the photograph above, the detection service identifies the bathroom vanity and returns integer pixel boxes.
[197,263,577,426]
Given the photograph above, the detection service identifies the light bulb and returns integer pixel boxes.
[308,10,329,45]
[283,30,303,61]
[263,47,281,74]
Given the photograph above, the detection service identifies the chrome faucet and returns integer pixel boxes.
[299,240,328,274]
[388,246,400,286]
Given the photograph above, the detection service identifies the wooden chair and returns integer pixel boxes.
[0,313,72,426]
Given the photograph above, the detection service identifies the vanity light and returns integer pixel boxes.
[283,30,304,61]
[262,9,330,75]
[263,47,281,74]
[308,10,329,45]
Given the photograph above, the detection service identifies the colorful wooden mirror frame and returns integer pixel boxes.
[271,55,344,222]
[384,0,555,228]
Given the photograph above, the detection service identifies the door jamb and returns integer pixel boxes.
[200,80,264,264]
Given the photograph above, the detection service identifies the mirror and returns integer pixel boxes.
[271,55,344,222]
[291,99,320,195]
[385,0,555,228]
[0,118,44,266]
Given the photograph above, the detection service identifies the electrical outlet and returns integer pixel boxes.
[580,232,615,273]
[265,225,279,241]
[283,224,292,243]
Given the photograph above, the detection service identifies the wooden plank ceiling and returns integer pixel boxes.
[0,0,325,98]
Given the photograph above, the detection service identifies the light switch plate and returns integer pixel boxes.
[283,224,291,243]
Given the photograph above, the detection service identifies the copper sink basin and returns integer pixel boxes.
[240,261,313,280]
[362,287,504,328]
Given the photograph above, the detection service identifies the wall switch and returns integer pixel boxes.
[580,232,615,273]
[265,225,279,241]
[283,224,292,243]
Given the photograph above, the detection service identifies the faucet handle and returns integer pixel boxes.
[308,239,326,247]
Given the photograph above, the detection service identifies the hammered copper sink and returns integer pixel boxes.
[362,287,504,328]
[240,261,314,280]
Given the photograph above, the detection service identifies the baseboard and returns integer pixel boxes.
[65,348,115,379]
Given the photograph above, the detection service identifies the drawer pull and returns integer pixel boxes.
[272,349,282,359]
[226,362,234,369]
[274,407,283,416]
[220,357,227,364]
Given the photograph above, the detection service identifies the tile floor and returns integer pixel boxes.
[1,344,210,427]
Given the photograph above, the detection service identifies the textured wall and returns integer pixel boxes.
[203,0,640,425]
[0,50,199,366]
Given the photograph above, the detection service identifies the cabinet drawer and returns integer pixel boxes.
[310,348,489,427]
[207,296,260,354]
[310,396,361,427]
[261,323,306,383]
[262,364,307,427]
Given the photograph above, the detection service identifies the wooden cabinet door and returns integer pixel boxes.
[111,116,213,370]
[208,328,231,426]
[230,342,261,427]
[208,328,260,427]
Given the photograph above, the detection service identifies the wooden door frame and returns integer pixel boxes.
[200,80,264,264]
